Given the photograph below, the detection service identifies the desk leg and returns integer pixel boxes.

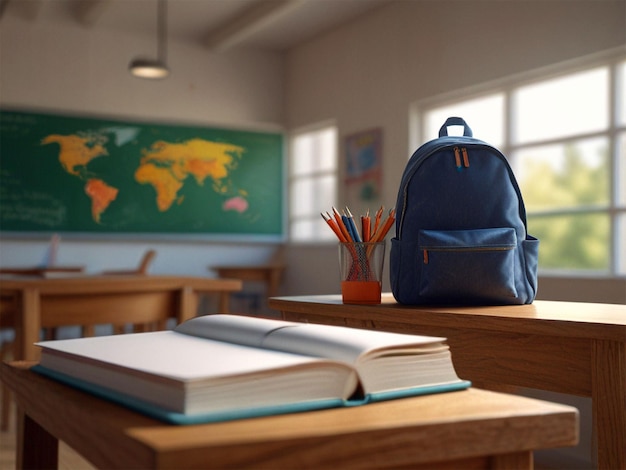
[268,270,281,298]
[490,451,532,469]
[16,409,58,469]
[218,292,230,313]
[20,288,41,362]
[178,287,198,323]
[591,339,626,470]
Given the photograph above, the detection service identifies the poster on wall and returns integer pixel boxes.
[344,128,382,206]
[0,109,284,239]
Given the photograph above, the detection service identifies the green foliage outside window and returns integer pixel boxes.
[518,142,610,271]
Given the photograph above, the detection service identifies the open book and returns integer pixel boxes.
[34,314,470,425]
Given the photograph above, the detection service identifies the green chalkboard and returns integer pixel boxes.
[0,109,284,238]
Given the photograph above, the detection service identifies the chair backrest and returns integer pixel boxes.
[102,249,157,275]
[137,249,157,274]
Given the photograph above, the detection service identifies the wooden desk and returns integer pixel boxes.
[268,295,626,470]
[0,275,242,362]
[0,266,85,276]
[1,362,578,470]
[211,264,285,298]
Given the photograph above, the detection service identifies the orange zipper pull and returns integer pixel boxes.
[423,249,429,264]
[454,147,462,168]
[462,147,470,167]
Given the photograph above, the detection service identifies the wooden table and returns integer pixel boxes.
[268,294,626,470]
[0,275,242,362]
[211,264,285,298]
[1,361,578,470]
[0,266,85,276]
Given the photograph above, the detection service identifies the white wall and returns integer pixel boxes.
[0,14,286,278]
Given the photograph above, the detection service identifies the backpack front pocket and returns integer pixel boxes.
[418,228,518,302]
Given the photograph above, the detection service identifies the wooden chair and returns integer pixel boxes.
[102,250,161,333]
[210,246,285,315]
[102,249,156,276]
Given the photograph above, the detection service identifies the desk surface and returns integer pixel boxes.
[0,266,85,276]
[0,274,242,294]
[1,275,243,362]
[269,294,626,341]
[2,361,578,470]
[268,294,626,470]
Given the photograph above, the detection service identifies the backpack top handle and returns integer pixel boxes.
[438,117,473,138]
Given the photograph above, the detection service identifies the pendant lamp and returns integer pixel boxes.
[129,0,169,79]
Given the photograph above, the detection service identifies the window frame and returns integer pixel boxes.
[287,120,338,244]
[410,47,626,277]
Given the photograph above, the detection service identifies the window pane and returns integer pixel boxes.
[290,218,335,242]
[619,61,626,126]
[317,128,337,172]
[290,178,314,217]
[291,135,314,176]
[424,94,505,146]
[290,176,334,217]
[513,137,609,211]
[513,67,609,143]
[289,123,338,242]
[529,213,610,271]
[291,127,336,176]
[313,175,336,213]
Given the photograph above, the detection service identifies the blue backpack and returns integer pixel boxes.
[390,117,539,305]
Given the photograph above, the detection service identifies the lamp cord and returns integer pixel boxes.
[157,0,167,63]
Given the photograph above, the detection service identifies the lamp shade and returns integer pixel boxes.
[129,59,169,79]
[129,0,169,79]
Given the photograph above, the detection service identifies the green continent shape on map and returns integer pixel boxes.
[135,138,245,212]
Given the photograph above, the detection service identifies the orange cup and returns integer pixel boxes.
[341,280,382,305]
[338,241,385,305]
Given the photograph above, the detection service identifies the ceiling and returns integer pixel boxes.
[0,0,392,52]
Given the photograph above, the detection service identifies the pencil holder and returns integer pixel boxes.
[338,241,386,305]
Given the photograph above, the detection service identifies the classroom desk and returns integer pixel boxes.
[0,275,242,362]
[268,294,626,470]
[0,266,85,276]
[1,361,578,470]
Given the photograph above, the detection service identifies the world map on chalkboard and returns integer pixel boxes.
[0,110,284,237]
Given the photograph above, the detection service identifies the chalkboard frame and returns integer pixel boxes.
[0,108,286,241]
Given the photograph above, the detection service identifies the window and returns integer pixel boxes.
[288,123,338,242]
[414,50,626,276]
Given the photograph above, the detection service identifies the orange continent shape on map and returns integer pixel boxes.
[135,138,245,211]
[135,164,185,212]
[42,134,108,176]
[84,179,119,223]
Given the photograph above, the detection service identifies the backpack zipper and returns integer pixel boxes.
[454,147,470,168]
[423,245,514,264]
[462,147,470,167]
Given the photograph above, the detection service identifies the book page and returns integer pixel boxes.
[174,314,300,348]
[37,330,359,414]
[262,322,448,364]
[175,315,447,365]
[37,331,323,381]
